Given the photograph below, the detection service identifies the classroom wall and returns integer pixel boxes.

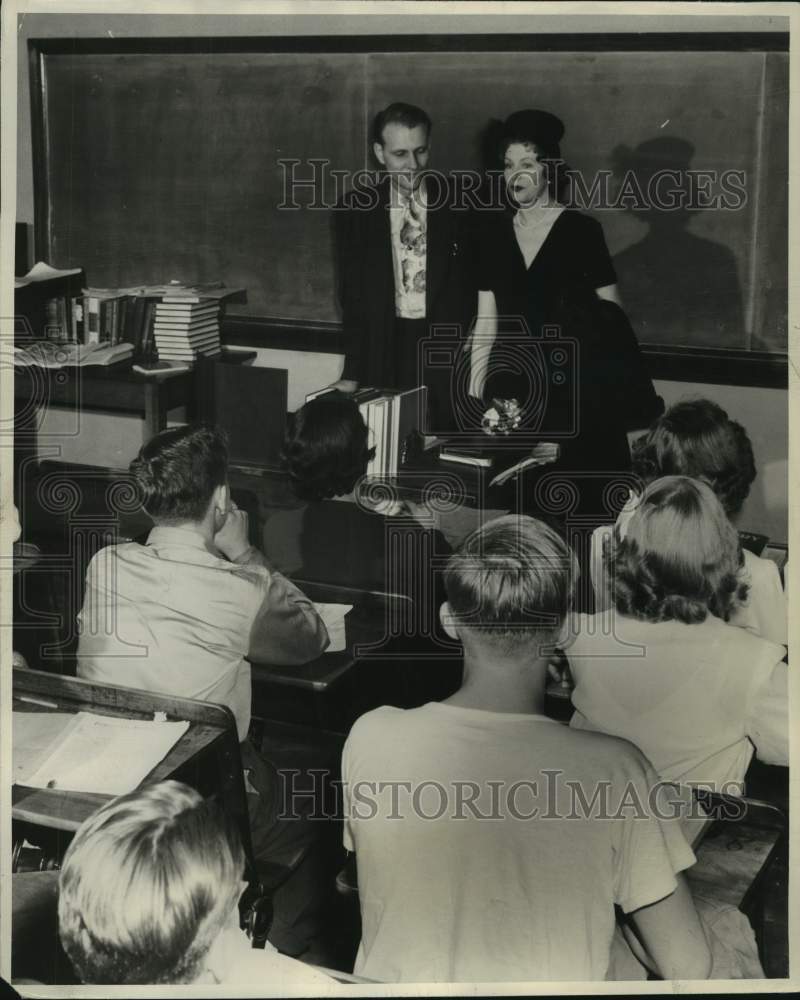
[18,18,789,352]
[15,10,788,226]
[15,12,790,542]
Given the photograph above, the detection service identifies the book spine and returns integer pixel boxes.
[141,300,156,359]
[381,398,391,477]
[117,296,129,345]
[85,295,100,344]
[359,400,372,474]
[373,399,385,478]
[70,296,82,343]
[387,394,398,476]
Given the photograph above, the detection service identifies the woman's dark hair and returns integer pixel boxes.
[129,424,228,524]
[608,476,748,625]
[485,108,571,204]
[630,398,756,517]
[282,396,375,502]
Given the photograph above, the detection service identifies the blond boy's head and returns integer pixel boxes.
[58,780,244,984]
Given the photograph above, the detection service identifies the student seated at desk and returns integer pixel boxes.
[58,780,333,987]
[76,424,329,955]
[590,398,786,644]
[565,477,787,978]
[271,394,451,586]
[567,476,788,796]
[342,515,710,983]
[269,395,458,705]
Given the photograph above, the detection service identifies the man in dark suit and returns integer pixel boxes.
[333,103,475,431]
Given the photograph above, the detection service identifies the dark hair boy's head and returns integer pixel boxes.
[58,780,244,985]
[372,102,432,146]
[444,515,577,652]
[631,398,756,517]
[283,396,374,502]
[129,424,228,524]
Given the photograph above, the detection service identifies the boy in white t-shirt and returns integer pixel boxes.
[342,515,711,983]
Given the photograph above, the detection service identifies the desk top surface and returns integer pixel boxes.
[12,678,227,832]
[250,597,417,693]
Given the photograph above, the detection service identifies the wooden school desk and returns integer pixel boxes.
[12,669,247,838]
[250,586,438,732]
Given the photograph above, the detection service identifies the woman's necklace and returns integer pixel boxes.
[514,202,556,229]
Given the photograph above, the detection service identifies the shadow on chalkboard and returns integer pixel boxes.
[610,136,745,350]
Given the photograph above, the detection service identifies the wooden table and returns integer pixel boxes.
[14,362,192,439]
[14,348,257,439]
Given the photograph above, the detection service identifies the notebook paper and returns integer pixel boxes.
[17,712,190,795]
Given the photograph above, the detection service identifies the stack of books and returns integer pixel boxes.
[77,283,245,360]
[306,385,428,477]
[153,296,221,362]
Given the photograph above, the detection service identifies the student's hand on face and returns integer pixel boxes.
[214,502,251,562]
[547,649,573,688]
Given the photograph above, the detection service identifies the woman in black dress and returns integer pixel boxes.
[468,109,646,486]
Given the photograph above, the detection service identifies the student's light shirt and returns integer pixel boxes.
[566,611,788,792]
[342,702,694,983]
[202,925,336,987]
[389,185,427,319]
[77,526,328,741]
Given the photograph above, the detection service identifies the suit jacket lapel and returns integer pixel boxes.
[368,178,395,318]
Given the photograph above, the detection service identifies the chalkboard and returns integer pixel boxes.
[39,49,366,321]
[35,39,787,353]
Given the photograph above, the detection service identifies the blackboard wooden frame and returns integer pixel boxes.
[29,32,790,390]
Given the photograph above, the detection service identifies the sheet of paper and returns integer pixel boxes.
[312,602,353,653]
[13,712,75,783]
[18,711,190,795]
[14,261,83,288]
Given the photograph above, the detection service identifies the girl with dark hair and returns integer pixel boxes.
[468,109,660,508]
[263,396,459,711]
[282,395,375,502]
